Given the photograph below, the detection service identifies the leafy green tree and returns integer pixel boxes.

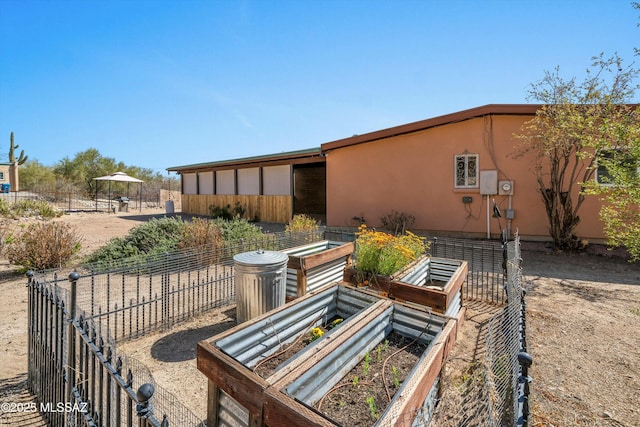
[18,147,178,196]
[18,160,58,191]
[513,53,639,250]
[55,148,125,195]
[582,105,640,260]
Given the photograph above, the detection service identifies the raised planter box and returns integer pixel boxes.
[264,300,458,426]
[281,240,354,300]
[344,256,468,316]
[197,284,463,427]
[197,285,383,426]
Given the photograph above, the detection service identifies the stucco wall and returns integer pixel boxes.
[0,165,10,183]
[325,114,605,241]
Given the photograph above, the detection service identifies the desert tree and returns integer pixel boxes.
[513,53,639,250]
[582,102,640,260]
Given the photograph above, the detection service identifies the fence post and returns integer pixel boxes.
[67,271,79,412]
[26,270,34,383]
[162,252,169,327]
[136,383,156,426]
[518,351,533,427]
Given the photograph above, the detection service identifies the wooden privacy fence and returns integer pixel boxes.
[181,194,293,223]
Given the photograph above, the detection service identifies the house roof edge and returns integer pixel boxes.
[321,104,541,152]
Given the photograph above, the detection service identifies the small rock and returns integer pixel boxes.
[603,411,613,419]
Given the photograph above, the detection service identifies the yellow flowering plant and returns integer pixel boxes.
[354,224,428,276]
[310,327,325,341]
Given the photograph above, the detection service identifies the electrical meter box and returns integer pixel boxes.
[480,170,498,195]
[499,180,514,196]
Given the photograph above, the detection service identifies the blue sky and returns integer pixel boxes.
[0,0,638,175]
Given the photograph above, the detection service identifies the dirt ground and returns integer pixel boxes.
[0,210,639,426]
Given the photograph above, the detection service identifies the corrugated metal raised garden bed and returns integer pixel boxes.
[197,285,382,426]
[197,284,462,426]
[344,256,468,316]
[281,240,354,300]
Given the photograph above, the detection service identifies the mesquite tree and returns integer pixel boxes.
[513,54,639,250]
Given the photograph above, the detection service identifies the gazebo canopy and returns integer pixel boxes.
[94,171,144,183]
[93,172,144,212]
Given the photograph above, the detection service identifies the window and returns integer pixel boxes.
[0,172,4,181]
[454,154,478,188]
[596,149,639,186]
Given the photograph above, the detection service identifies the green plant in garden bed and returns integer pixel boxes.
[365,396,379,420]
[354,224,428,276]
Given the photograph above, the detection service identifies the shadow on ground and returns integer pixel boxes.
[521,246,640,286]
[0,373,47,426]
[150,308,237,363]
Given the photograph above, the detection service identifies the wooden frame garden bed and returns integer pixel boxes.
[281,240,354,300]
[197,285,382,426]
[344,257,468,316]
[197,284,463,426]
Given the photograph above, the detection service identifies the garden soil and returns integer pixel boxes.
[0,210,639,426]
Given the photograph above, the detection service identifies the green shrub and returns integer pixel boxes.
[85,216,186,265]
[85,216,265,267]
[125,216,185,254]
[6,222,82,270]
[84,237,142,265]
[177,218,223,250]
[209,202,246,220]
[213,217,264,241]
[0,199,10,216]
[285,214,319,232]
[0,199,61,219]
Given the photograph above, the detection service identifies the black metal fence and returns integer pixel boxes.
[27,226,525,426]
[0,189,164,213]
[35,229,324,343]
[27,228,324,426]
[27,273,181,427]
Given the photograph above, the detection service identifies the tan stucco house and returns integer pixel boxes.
[168,104,609,243]
[0,162,16,192]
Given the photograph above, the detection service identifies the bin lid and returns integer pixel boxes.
[233,249,288,267]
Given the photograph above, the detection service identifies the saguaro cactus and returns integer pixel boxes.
[9,132,28,165]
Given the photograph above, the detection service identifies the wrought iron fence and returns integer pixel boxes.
[33,228,324,343]
[0,189,164,213]
[27,273,193,426]
[26,229,320,426]
[27,225,527,426]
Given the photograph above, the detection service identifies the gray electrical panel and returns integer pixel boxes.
[479,170,498,195]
